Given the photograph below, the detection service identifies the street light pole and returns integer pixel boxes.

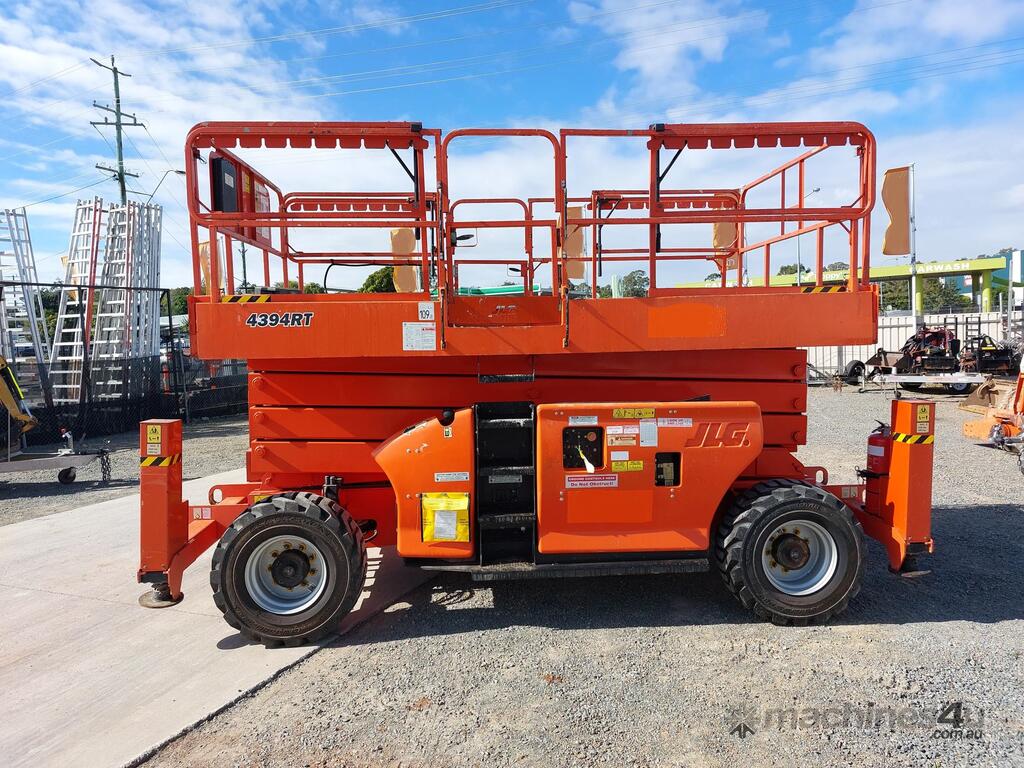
[796,187,820,287]
[142,169,186,203]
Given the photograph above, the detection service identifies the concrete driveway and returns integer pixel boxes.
[0,469,428,768]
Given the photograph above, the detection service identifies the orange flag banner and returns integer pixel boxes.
[881,166,911,255]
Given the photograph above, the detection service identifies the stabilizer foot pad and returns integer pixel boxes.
[139,589,183,609]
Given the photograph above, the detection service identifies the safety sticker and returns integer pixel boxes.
[488,474,523,484]
[607,424,640,435]
[639,419,658,447]
[146,443,161,456]
[434,471,470,482]
[916,404,930,421]
[892,432,935,445]
[422,492,470,542]
[916,421,930,434]
[417,301,435,321]
[611,460,644,472]
[612,407,655,419]
[657,418,692,428]
[568,415,599,426]
[146,424,162,444]
[139,454,181,467]
[610,450,630,461]
[608,435,637,446]
[192,506,213,520]
[565,474,618,489]
[403,322,437,351]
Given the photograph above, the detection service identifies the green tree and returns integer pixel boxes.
[597,284,612,298]
[921,278,971,312]
[878,279,909,311]
[777,263,810,276]
[620,269,649,297]
[303,282,324,294]
[359,267,396,293]
[705,271,722,282]
[825,261,849,271]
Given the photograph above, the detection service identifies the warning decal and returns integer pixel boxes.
[611,460,644,472]
[146,424,162,444]
[402,321,437,351]
[612,407,655,419]
[657,418,693,428]
[566,474,618,489]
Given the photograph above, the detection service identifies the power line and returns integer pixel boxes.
[3,60,88,97]
[130,0,712,79]
[117,0,534,59]
[20,178,108,208]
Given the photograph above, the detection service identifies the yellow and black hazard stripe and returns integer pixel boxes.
[800,285,848,294]
[140,453,182,467]
[892,432,934,445]
[220,294,271,304]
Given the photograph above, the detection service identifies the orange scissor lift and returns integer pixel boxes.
[138,121,935,644]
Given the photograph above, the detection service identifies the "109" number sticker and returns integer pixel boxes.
[245,312,314,328]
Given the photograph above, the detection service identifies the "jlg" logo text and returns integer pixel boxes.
[684,422,751,448]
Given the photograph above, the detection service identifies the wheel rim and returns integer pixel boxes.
[760,519,838,596]
[243,534,328,615]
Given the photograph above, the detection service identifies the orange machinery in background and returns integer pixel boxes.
[137,121,935,645]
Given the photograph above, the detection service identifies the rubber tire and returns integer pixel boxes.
[715,480,865,626]
[944,382,976,395]
[57,467,76,485]
[844,362,865,385]
[899,382,923,391]
[210,491,366,647]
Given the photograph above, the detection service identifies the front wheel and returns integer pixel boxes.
[716,481,864,625]
[211,492,366,646]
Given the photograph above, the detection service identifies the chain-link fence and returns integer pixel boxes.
[1,281,249,448]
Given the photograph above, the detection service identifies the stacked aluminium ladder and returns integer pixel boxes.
[50,198,162,404]
[0,208,52,404]
[50,198,106,404]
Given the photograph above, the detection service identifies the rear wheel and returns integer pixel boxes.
[716,480,864,625]
[211,492,366,646]
[944,382,975,395]
[57,467,76,484]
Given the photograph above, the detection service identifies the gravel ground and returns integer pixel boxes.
[82,387,1012,767]
[0,415,248,527]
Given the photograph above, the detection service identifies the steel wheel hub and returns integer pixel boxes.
[761,519,838,596]
[244,535,328,615]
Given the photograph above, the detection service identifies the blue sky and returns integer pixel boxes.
[2,0,1023,289]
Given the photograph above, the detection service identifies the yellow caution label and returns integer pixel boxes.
[916,404,930,422]
[892,432,934,445]
[139,453,181,467]
[146,424,162,444]
[611,460,645,472]
[422,492,470,542]
[612,407,655,419]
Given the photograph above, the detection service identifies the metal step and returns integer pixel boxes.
[477,417,533,429]
[477,513,535,530]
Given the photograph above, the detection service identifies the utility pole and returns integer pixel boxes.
[90,56,143,205]
[909,163,919,327]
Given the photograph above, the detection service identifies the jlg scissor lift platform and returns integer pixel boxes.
[138,121,935,645]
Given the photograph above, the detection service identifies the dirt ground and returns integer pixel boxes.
[0,415,249,527]
[141,386,1024,768]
